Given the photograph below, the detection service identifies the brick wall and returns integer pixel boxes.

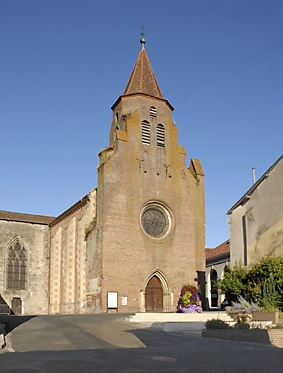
[97,94,205,313]
[49,189,96,314]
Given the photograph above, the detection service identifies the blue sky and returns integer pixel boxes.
[1,0,282,248]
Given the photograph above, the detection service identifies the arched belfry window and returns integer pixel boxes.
[150,106,157,118]
[141,120,151,145]
[7,239,27,290]
[156,124,165,148]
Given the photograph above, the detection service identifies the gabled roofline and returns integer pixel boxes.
[227,155,283,215]
[49,193,92,228]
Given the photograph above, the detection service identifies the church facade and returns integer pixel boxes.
[0,39,205,315]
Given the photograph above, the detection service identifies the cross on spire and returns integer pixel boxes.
[140,24,146,38]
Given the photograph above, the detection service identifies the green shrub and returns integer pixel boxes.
[262,274,280,311]
[220,254,283,310]
[205,318,231,329]
[234,322,250,329]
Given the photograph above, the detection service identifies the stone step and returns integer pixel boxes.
[163,322,206,332]
[129,311,234,323]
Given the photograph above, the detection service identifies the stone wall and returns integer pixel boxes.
[252,311,279,324]
[0,217,51,315]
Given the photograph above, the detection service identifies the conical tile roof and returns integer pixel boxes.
[123,41,163,99]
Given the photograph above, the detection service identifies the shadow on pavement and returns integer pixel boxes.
[1,330,282,373]
[0,315,36,334]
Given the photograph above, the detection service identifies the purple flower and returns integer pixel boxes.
[176,285,203,313]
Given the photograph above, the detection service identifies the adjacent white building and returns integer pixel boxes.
[227,155,283,267]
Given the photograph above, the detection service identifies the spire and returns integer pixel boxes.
[123,33,163,99]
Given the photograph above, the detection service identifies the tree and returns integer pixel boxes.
[219,254,283,310]
[219,263,247,302]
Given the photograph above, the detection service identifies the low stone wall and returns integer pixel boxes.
[202,329,283,348]
[252,312,279,324]
[226,310,280,324]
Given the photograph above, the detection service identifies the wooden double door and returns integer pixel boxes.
[145,276,163,312]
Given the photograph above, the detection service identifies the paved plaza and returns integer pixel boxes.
[0,314,282,372]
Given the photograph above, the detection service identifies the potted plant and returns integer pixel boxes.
[176,284,202,313]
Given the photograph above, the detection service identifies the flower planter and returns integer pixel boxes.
[252,311,279,324]
[176,285,202,313]
[225,309,280,324]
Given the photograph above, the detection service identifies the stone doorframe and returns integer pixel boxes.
[139,269,173,312]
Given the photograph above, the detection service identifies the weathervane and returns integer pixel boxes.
[140,24,146,37]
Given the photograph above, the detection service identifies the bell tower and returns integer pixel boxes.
[95,36,205,313]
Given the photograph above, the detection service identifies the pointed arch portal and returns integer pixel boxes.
[145,276,163,311]
[141,270,172,312]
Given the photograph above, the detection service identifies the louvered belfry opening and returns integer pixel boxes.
[156,124,165,148]
[150,106,157,118]
[141,120,151,145]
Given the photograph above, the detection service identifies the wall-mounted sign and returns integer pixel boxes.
[107,292,118,309]
[122,296,127,305]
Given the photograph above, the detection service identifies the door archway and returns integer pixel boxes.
[145,276,163,312]
[211,269,218,307]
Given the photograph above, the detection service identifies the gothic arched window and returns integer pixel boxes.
[7,240,27,290]
[141,120,151,145]
[156,124,165,148]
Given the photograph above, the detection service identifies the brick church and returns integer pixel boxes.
[0,37,206,315]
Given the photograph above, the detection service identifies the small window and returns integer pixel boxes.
[141,120,151,145]
[7,239,27,290]
[156,124,165,148]
[150,106,157,118]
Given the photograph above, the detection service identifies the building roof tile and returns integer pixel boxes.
[206,239,230,260]
[0,210,55,225]
[123,47,163,99]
